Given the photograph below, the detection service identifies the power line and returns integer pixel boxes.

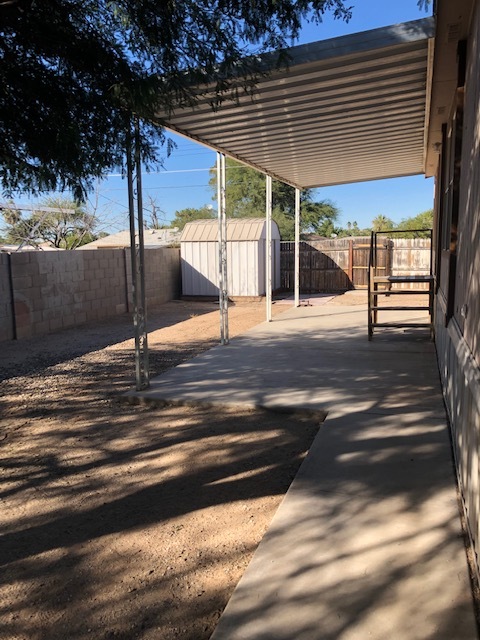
[106,167,212,177]
[103,184,210,192]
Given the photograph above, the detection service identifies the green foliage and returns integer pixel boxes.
[335,210,433,238]
[395,209,433,238]
[271,207,296,240]
[1,197,99,249]
[417,0,432,11]
[371,215,394,232]
[208,159,340,240]
[337,221,371,237]
[170,206,215,231]
[209,159,299,220]
[302,200,341,236]
[1,0,351,200]
[397,209,433,230]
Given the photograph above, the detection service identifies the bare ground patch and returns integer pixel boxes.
[0,301,320,640]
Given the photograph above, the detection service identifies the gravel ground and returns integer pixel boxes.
[0,299,322,640]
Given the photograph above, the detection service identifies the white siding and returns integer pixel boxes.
[181,241,219,296]
[180,219,280,297]
[434,0,480,581]
[228,242,261,296]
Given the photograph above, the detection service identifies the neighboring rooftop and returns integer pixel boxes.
[0,243,61,252]
[79,228,181,249]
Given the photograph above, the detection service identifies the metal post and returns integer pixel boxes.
[217,152,229,344]
[126,120,149,390]
[266,175,272,322]
[294,188,301,307]
[221,155,229,343]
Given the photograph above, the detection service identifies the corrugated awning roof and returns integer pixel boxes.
[158,18,435,189]
[180,218,279,242]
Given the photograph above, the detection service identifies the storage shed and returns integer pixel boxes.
[180,218,280,297]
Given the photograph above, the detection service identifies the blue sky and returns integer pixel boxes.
[29,1,436,234]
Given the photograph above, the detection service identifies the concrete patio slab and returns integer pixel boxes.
[129,303,477,639]
[127,305,444,420]
[273,294,336,306]
[211,410,475,639]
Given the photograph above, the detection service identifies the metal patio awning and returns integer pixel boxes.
[157,17,435,189]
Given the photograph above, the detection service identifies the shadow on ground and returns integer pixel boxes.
[0,300,218,382]
[0,402,320,640]
[0,302,475,640]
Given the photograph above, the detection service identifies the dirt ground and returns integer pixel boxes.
[0,299,328,640]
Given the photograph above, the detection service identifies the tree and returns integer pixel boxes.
[337,221,371,237]
[170,206,215,231]
[1,1,351,201]
[209,158,309,220]
[145,195,169,230]
[302,200,341,237]
[371,214,394,232]
[396,209,433,238]
[208,158,340,240]
[1,197,99,249]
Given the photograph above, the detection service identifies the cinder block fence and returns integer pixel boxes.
[0,248,180,342]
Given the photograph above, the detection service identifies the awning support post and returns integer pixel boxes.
[294,188,301,307]
[127,118,150,390]
[217,152,229,344]
[266,175,273,322]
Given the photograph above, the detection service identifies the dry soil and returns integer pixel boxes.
[1,299,325,640]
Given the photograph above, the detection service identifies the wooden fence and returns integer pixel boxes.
[280,237,431,292]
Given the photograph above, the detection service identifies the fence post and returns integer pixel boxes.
[348,239,354,286]
[7,253,17,340]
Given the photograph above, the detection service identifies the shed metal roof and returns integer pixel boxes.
[158,18,435,189]
[180,218,279,242]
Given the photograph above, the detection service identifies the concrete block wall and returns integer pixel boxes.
[2,247,181,341]
[10,249,128,340]
[125,247,181,311]
[0,253,14,341]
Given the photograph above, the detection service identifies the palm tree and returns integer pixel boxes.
[372,215,394,232]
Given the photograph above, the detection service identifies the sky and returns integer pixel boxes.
[21,1,435,234]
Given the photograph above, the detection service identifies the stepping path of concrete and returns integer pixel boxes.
[129,303,478,639]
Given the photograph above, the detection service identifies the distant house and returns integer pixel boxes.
[0,242,61,252]
[78,228,181,250]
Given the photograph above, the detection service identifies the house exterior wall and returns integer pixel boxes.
[1,247,181,341]
[455,4,480,367]
[434,0,480,575]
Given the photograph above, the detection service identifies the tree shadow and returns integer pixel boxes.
[0,402,320,640]
[0,300,218,382]
[1,303,476,639]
